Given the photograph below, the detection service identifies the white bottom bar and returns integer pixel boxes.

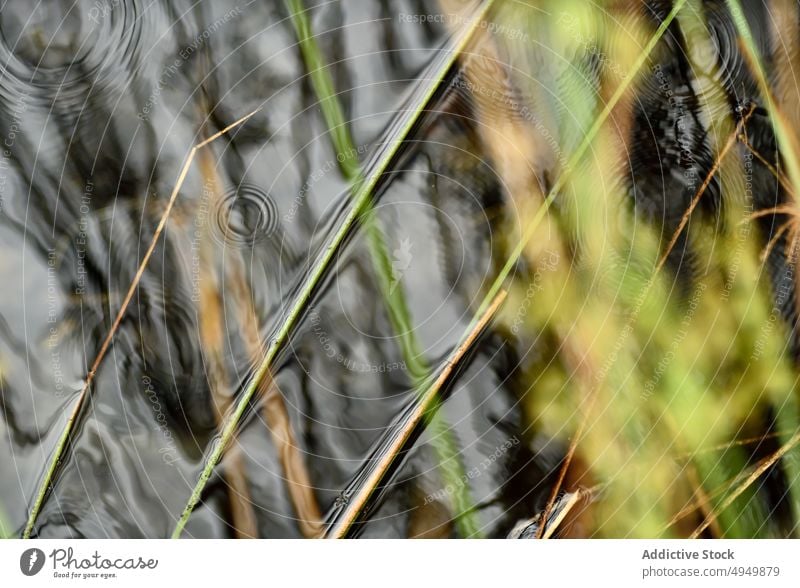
[1,539,798,587]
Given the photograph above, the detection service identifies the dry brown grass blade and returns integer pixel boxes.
[746,204,798,260]
[655,105,756,273]
[22,109,259,538]
[664,485,722,533]
[689,428,800,538]
[225,260,323,537]
[739,140,800,263]
[740,136,796,198]
[540,488,590,539]
[508,487,595,539]
[739,133,800,317]
[196,147,258,539]
[195,100,320,536]
[537,336,605,539]
[85,110,259,394]
[258,377,323,538]
[662,453,765,534]
[677,430,787,458]
[325,289,508,539]
[408,488,454,538]
[685,462,724,538]
[222,447,258,537]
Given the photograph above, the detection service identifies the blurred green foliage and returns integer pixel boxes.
[489,0,800,537]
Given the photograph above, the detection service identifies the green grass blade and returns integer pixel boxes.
[726,0,800,527]
[468,0,687,329]
[286,0,360,180]
[286,0,482,536]
[171,0,499,538]
[21,111,260,538]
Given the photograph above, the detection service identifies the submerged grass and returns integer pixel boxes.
[170,0,499,538]
[196,145,259,538]
[22,111,260,539]
[285,0,485,537]
[21,0,800,539]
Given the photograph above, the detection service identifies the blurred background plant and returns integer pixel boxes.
[485,0,800,537]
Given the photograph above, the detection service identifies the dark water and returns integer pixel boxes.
[0,0,539,538]
[0,0,794,538]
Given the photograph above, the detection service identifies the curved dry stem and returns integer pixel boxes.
[323,290,508,539]
[22,109,260,539]
[170,0,500,538]
[739,136,796,199]
[690,429,800,538]
[655,105,755,273]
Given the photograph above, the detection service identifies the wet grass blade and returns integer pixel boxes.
[171,0,499,538]
[22,110,259,539]
[285,0,483,537]
[285,0,427,381]
[324,290,508,538]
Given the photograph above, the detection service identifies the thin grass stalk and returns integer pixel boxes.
[479,0,688,535]
[727,0,800,527]
[662,463,755,534]
[465,0,687,326]
[324,290,507,538]
[22,110,259,539]
[285,0,485,537]
[171,0,499,538]
[690,428,800,537]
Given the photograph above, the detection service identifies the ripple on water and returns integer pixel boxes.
[211,183,279,248]
[0,0,152,112]
[699,2,750,95]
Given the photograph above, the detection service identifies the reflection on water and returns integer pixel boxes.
[0,0,795,538]
[0,0,528,538]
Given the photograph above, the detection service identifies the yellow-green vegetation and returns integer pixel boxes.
[490,0,800,537]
